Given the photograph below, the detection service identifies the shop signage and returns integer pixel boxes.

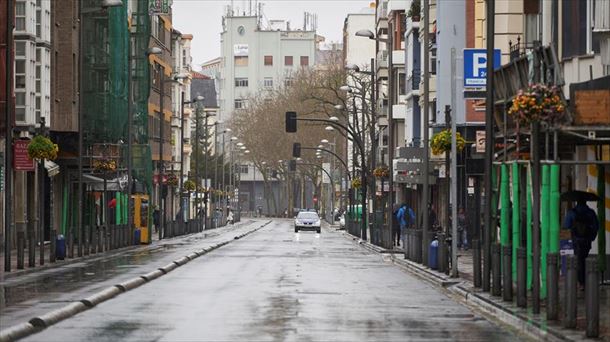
[233,44,249,57]
[149,0,170,15]
[14,139,34,171]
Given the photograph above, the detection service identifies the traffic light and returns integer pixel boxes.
[285,111,297,132]
[292,142,301,158]
[288,159,297,172]
[271,170,278,178]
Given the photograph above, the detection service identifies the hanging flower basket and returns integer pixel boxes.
[93,158,117,172]
[27,135,58,161]
[183,179,196,192]
[373,166,390,178]
[166,174,178,187]
[430,129,466,155]
[351,178,362,189]
[508,83,567,126]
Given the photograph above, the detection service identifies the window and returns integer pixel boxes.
[284,78,293,87]
[234,99,245,109]
[15,42,26,56]
[234,78,248,87]
[15,92,26,122]
[284,56,293,66]
[240,165,249,174]
[234,56,248,66]
[264,55,273,66]
[182,49,187,66]
[263,78,273,88]
[157,18,166,45]
[430,47,437,75]
[152,63,161,90]
[15,60,25,73]
[36,9,41,38]
[36,49,40,62]
[15,2,25,31]
[15,59,26,89]
[398,72,406,96]
[300,56,309,66]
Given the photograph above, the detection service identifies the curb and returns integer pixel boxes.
[346,235,579,342]
[0,220,270,342]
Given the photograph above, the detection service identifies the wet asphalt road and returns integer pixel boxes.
[14,219,520,341]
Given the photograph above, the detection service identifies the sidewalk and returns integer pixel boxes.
[339,228,609,341]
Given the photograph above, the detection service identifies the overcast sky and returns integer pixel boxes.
[172,0,373,68]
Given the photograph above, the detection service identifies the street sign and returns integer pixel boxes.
[14,139,35,171]
[476,130,486,153]
[149,0,170,15]
[463,48,501,87]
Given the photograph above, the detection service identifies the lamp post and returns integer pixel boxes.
[181,95,203,222]
[354,28,393,249]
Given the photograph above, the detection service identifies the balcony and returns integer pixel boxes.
[376,1,388,23]
[377,50,388,69]
[387,0,407,12]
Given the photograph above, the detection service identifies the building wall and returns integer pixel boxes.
[344,12,375,68]
[219,15,316,124]
[50,0,78,132]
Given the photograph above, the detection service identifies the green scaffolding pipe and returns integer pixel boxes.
[527,165,533,290]
[500,164,510,247]
[540,165,550,299]
[512,163,520,281]
[598,165,607,273]
[550,165,560,253]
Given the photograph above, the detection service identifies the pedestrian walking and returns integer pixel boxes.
[392,204,401,247]
[457,207,468,250]
[396,203,416,251]
[563,199,599,288]
[227,210,234,225]
[152,206,160,233]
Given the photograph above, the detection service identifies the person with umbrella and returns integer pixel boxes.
[562,190,600,288]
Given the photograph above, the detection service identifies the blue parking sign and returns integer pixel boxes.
[463,49,501,87]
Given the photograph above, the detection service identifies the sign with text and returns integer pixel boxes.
[233,44,249,57]
[476,130,486,153]
[14,139,35,171]
[149,0,171,15]
[463,49,501,87]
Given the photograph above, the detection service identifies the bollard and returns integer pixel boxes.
[585,257,599,338]
[547,252,559,320]
[415,230,423,264]
[517,247,527,307]
[90,228,96,254]
[438,233,446,273]
[17,232,25,269]
[564,254,577,328]
[50,229,56,263]
[405,230,411,260]
[28,233,35,268]
[502,246,512,302]
[84,226,90,256]
[97,227,102,254]
[473,239,482,288]
[104,225,109,252]
[68,228,74,258]
[492,243,502,297]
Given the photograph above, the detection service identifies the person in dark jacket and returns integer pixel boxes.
[563,200,599,287]
[392,204,401,246]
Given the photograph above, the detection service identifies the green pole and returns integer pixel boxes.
[527,164,533,290]
[500,164,510,246]
[115,192,121,224]
[550,165,560,253]
[492,165,499,242]
[540,165,550,299]
[512,163,520,281]
[598,165,607,274]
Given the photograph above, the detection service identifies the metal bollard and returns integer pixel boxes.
[68,228,74,258]
[492,243,502,297]
[84,226,90,256]
[438,233,446,273]
[406,230,412,260]
[91,228,97,254]
[105,225,110,252]
[517,247,527,307]
[473,239,482,288]
[546,252,559,320]
[98,227,102,253]
[50,229,56,263]
[564,254,577,329]
[415,230,423,264]
[17,232,25,269]
[585,257,599,338]
[28,233,36,268]
[502,246,512,302]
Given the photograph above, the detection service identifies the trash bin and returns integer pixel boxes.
[429,239,439,270]
[56,234,66,260]
[133,229,141,245]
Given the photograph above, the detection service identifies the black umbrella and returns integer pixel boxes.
[560,190,601,202]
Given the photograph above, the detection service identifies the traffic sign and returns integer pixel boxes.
[463,49,501,87]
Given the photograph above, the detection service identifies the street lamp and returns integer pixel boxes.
[325,126,335,132]
[101,0,123,7]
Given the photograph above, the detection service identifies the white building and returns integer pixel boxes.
[219,11,317,126]
[14,0,51,128]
